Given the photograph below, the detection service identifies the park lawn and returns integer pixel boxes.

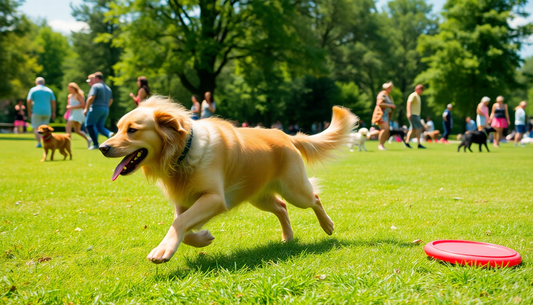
[1,133,532,304]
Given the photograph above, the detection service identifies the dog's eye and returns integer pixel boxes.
[127,128,138,133]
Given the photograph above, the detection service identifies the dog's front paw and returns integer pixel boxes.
[183,230,215,248]
[146,243,178,264]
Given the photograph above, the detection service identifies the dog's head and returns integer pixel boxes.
[99,95,192,181]
[37,125,53,136]
[484,127,496,134]
[357,128,369,136]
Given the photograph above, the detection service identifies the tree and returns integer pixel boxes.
[68,0,124,126]
[35,26,70,91]
[416,0,533,118]
[385,0,438,123]
[110,0,314,98]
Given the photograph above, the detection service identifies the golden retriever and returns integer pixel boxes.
[37,125,72,162]
[99,96,357,264]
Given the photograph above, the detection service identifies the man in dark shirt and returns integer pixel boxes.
[84,72,114,150]
[441,104,453,144]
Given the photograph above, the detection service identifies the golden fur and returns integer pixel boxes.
[100,96,358,264]
[37,125,72,162]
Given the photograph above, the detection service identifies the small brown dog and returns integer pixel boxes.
[424,130,441,142]
[37,125,72,162]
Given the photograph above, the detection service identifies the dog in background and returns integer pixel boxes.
[347,128,368,152]
[457,127,495,152]
[388,128,411,147]
[37,125,72,162]
[99,96,358,264]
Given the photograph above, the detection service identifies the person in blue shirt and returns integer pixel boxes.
[83,72,114,150]
[465,116,477,133]
[441,104,453,144]
[26,77,56,148]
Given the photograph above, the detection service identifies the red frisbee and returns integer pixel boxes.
[424,240,521,267]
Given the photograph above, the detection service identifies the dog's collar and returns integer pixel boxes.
[42,134,53,142]
[177,128,193,165]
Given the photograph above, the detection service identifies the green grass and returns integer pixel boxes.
[1,133,532,304]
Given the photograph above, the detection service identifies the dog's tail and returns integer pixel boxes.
[290,106,358,165]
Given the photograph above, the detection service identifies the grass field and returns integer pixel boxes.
[1,133,532,304]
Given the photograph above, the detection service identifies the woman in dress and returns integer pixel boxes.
[201,91,216,119]
[489,95,510,147]
[66,82,91,147]
[190,95,201,120]
[371,82,396,150]
[476,96,490,131]
[129,76,151,106]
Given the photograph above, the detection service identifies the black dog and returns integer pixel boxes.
[457,127,496,152]
[389,128,411,147]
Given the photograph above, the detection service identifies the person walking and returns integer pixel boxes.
[489,95,510,147]
[26,77,56,147]
[441,104,453,144]
[129,76,151,106]
[66,82,91,147]
[84,72,114,150]
[14,99,26,134]
[514,101,527,147]
[476,96,490,131]
[190,95,201,120]
[201,91,216,118]
[371,82,396,150]
[406,84,426,149]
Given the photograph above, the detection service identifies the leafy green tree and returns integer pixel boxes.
[0,0,41,101]
[110,0,314,98]
[67,0,125,126]
[35,26,70,92]
[416,0,533,118]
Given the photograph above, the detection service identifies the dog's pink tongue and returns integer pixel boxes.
[112,153,136,181]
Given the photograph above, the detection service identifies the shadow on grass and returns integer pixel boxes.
[161,237,416,279]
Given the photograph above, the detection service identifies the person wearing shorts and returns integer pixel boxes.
[514,101,527,147]
[406,84,426,149]
[26,77,56,147]
[371,82,396,150]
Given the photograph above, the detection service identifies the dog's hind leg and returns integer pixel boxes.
[67,142,72,160]
[250,194,293,241]
[173,204,215,248]
[59,147,68,160]
[280,171,334,235]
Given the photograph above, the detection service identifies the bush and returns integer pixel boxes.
[49,123,67,133]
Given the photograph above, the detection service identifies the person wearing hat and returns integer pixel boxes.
[83,72,114,150]
[371,82,396,150]
[406,84,426,149]
[441,104,453,144]
[476,96,490,131]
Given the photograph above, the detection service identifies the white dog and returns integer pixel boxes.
[347,128,369,152]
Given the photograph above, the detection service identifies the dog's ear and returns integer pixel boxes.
[48,126,54,132]
[153,109,188,175]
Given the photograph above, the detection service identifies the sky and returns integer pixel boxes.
[19,0,533,57]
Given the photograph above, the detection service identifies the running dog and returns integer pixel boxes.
[347,128,369,152]
[37,125,72,162]
[99,96,358,264]
[457,127,495,152]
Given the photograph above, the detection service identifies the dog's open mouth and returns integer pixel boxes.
[112,148,148,181]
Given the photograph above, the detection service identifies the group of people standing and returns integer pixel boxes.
[25,72,114,149]
[371,81,529,150]
[189,91,216,120]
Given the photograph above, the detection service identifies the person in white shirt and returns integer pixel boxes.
[514,101,527,147]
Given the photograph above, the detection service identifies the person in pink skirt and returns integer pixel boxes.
[489,95,510,147]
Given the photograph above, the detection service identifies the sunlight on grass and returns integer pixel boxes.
[1,134,532,303]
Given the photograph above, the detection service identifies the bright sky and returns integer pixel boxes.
[19,0,533,57]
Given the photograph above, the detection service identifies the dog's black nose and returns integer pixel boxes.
[99,144,111,155]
